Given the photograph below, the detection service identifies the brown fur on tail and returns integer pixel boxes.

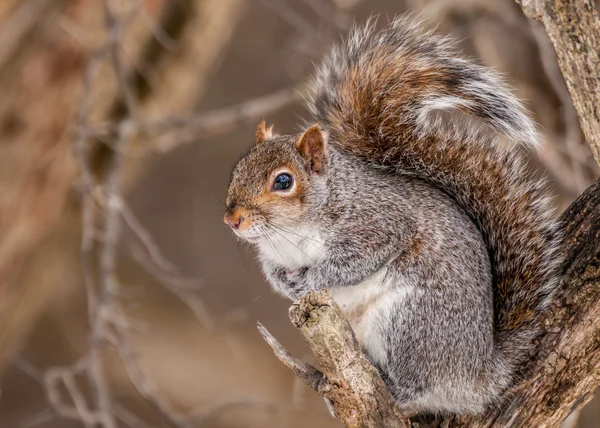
[307,16,561,373]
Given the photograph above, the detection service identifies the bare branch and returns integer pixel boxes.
[257,0,317,34]
[516,0,600,165]
[140,7,177,51]
[17,358,111,428]
[74,38,118,428]
[257,322,327,391]
[105,0,139,119]
[151,85,304,151]
[117,197,178,274]
[108,326,192,428]
[6,0,280,426]
[259,291,410,427]
[301,0,351,30]
[127,241,203,292]
[51,366,97,427]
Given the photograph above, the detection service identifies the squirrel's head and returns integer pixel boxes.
[224,122,328,243]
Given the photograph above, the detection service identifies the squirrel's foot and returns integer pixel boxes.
[273,266,311,299]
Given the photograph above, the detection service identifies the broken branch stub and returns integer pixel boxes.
[258,290,409,428]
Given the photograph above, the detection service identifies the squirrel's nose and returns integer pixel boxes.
[224,213,244,230]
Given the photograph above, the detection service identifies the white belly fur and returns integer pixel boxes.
[257,227,415,367]
[329,269,415,367]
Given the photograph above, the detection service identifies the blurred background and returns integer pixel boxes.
[0,0,598,427]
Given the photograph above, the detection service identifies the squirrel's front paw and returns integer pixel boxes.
[274,266,309,299]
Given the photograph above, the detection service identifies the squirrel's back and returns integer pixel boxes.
[307,16,562,380]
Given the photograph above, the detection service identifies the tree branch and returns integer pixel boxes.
[516,0,600,165]
[258,291,410,428]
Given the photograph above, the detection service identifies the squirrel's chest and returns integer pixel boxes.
[257,227,327,270]
[330,269,415,367]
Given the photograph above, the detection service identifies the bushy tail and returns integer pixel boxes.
[307,16,561,375]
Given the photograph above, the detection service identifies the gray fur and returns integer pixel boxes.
[224,16,562,416]
[270,150,503,415]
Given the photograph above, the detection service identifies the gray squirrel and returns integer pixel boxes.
[224,16,561,416]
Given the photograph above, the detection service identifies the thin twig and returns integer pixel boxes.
[141,7,177,50]
[127,241,203,291]
[151,86,304,151]
[74,43,118,428]
[257,322,327,391]
[301,0,351,30]
[108,326,192,428]
[117,197,178,274]
[83,3,143,427]
[257,0,316,34]
[105,0,139,119]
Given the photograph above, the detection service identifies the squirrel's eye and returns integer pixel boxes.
[272,173,293,192]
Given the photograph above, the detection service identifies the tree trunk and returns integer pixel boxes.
[516,0,600,164]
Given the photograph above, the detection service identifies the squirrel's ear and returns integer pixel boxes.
[296,124,327,173]
[255,120,274,144]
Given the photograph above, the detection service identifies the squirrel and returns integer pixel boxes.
[224,16,561,416]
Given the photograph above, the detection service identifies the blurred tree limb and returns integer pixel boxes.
[259,2,600,427]
[0,0,245,374]
[516,0,600,165]
[2,0,311,425]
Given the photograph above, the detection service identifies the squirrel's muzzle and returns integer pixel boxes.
[223,213,243,230]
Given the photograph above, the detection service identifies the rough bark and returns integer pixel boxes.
[258,291,410,428]
[516,0,600,165]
